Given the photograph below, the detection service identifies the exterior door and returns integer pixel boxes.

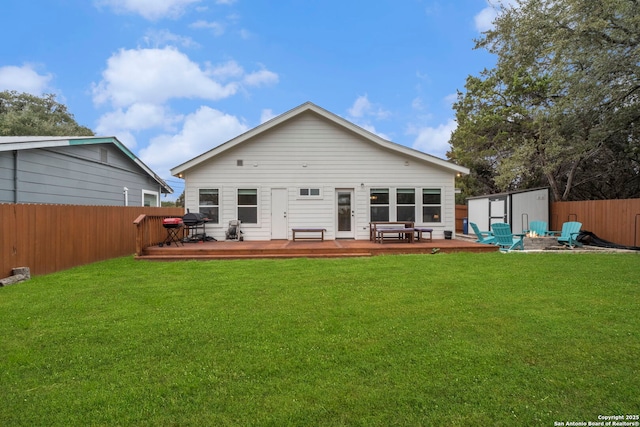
[336,189,355,239]
[489,196,508,226]
[271,188,288,239]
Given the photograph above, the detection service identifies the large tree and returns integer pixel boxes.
[0,91,94,136]
[450,0,640,201]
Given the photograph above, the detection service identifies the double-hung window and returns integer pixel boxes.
[238,189,258,224]
[370,188,389,221]
[199,189,219,224]
[422,189,441,222]
[396,188,415,222]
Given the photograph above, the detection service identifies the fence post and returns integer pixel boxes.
[133,214,147,257]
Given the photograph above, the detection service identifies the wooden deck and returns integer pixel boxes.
[136,237,497,261]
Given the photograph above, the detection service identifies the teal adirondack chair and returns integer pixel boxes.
[491,223,525,251]
[470,222,495,244]
[524,220,550,236]
[556,221,582,248]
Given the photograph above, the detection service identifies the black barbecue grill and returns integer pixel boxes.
[182,210,215,242]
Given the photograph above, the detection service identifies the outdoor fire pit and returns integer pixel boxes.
[524,231,558,250]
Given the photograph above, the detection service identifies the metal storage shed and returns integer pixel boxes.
[467,188,551,234]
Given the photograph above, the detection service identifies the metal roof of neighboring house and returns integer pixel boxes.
[171,102,470,177]
[0,136,172,194]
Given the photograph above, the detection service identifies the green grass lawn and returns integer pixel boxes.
[1,253,638,426]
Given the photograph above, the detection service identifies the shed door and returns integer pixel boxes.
[489,196,508,226]
[271,188,288,239]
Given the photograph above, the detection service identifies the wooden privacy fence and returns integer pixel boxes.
[550,199,640,247]
[1,204,183,278]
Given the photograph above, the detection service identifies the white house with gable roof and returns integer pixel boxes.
[171,102,468,241]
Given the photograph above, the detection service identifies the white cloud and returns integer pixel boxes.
[475,6,497,32]
[243,69,279,87]
[348,95,372,118]
[411,97,425,111]
[346,95,392,140]
[142,29,199,48]
[96,103,182,140]
[208,60,244,80]
[443,93,458,107]
[410,118,457,159]
[95,0,201,20]
[348,94,390,120]
[91,47,278,178]
[140,106,248,175]
[92,48,278,108]
[0,65,53,95]
[92,47,240,107]
[260,109,276,123]
[190,20,226,36]
[474,0,519,32]
[358,123,390,141]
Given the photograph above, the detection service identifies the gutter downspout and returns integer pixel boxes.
[13,150,18,203]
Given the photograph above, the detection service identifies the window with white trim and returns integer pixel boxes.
[396,188,415,222]
[298,188,322,198]
[370,188,389,221]
[422,188,441,222]
[238,189,258,224]
[199,189,219,224]
[142,190,159,207]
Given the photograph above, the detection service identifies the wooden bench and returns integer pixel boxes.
[376,227,415,243]
[414,227,433,242]
[370,221,414,241]
[292,228,326,241]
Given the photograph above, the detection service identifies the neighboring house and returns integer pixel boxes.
[0,136,172,206]
[171,102,469,241]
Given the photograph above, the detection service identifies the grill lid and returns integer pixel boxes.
[183,212,209,225]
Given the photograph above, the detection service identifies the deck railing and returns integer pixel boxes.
[133,214,185,256]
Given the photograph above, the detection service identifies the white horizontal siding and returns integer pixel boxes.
[185,111,458,240]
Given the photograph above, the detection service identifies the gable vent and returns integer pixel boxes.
[237,159,243,166]
[100,148,108,163]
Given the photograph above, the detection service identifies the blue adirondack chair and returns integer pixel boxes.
[470,222,495,244]
[491,223,525,251]
[524,220,550,236]
[556,221,582,248]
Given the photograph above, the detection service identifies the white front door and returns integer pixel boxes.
[336,189,355,239]
[271,188,288,239]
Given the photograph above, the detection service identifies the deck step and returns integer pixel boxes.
[136,252,373,261]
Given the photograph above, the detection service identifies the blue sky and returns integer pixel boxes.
[0,0,503,199]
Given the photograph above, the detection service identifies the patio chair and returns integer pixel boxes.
[491,222,525,251]
[524,220,550,237]
[470,222,495,244]
[225,219,243,241]
[555,221,582,248]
